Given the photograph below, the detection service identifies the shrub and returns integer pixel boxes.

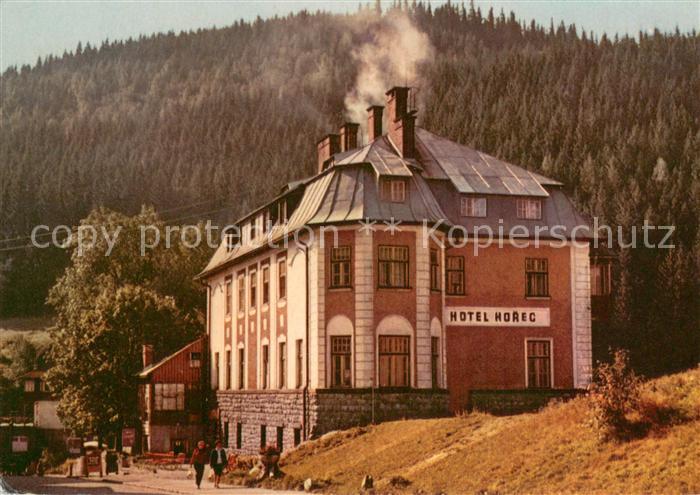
[588,349,643,442]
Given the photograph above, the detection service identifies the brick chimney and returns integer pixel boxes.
[386,87,416,158]
[367,105,384,142]
[317,134,341,173]
[339,122,359,152]
[142,344,154,368]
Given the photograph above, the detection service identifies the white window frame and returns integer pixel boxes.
[382,179,407,203]
[524,338,554,389]
[460,196,487,217]
[154,383,185,411]
[516,198,542,220]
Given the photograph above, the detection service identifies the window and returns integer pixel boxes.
[223,421,229,448]
[278,342,287,388]
[236,423,242,449]
[295,339,303,388]
[460,197,487,217]
[24,380,35,393]
[276,426,284,451]
[517,198,542,220]
[591,262,612,296]
[238,348,245,390]
[431,337,440,388]
[260,425,267,449]
[249,221,257,241]
[40,380,50,392]
[249,270,257,308]
[330,246,352,288]
[154,383,185,411]
[293,428,301,447]
[381,179,407,202]
[525,258,549,297]
[237,274,245,312]
[189,352,201,368]
[446,256,465,295]
[378,336,410,387]
[278,258,287,299]
[261,345,269,389]
[277,201,288,224]
[378,246,409,288]
[225,276,233,315]
[330,336,352,388]
[214,352,220,390]
[223,351,233,391]
[262,266,270,305]
[225,229,240,252]
[225,350,232,390]
[430,249,440,291]
[263,211,271,234]
[526,340,552,388]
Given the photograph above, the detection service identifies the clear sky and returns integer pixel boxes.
[1,1,698,71]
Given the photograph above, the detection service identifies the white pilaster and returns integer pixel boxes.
[354,230,374,388]
[570,244,593,388]
[415,231,432,388]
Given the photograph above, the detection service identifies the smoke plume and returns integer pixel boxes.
[344,11,434,136]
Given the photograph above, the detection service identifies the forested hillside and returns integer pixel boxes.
[1,2,698,374]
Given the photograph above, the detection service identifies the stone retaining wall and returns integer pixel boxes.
[216,388,449,454]
[468,389,584,415]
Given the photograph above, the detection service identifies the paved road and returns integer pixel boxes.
[2,467,297,494]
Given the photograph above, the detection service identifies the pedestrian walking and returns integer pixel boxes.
[209,440,227,488]
[190,440,209,489]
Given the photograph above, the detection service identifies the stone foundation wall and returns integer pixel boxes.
[217,390,304,454]
[311,388,450,434]
[468,389,584,415]
[216,388,449,455]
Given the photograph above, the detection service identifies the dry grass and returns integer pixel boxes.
[273,368,700,494]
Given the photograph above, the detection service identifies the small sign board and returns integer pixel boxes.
[86,452,101,474]
[67,437,83,456]
[11,435,28,453]
[121,428,136,448]
[445,307,550,327]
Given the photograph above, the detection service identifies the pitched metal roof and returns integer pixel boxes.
[415,128,559,196]
[199,171,335,277]
[333,135,416,176]
[198,126,587,278]
[308,164,449,225]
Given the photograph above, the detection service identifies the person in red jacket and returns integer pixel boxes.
[189,440,209,489]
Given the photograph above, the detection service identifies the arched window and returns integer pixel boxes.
[327,315,354,388]
[376,315,414,388]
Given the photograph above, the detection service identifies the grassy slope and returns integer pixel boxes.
[278,369,700,494]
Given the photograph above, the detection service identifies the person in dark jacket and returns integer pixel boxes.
[190,440,208,489]
[209,440,227,488]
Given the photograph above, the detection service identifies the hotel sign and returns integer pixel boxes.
[445,307,550,327]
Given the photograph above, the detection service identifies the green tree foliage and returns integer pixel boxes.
[0,335,48,416]
[0,4,698,374]
[45,207,209,437]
